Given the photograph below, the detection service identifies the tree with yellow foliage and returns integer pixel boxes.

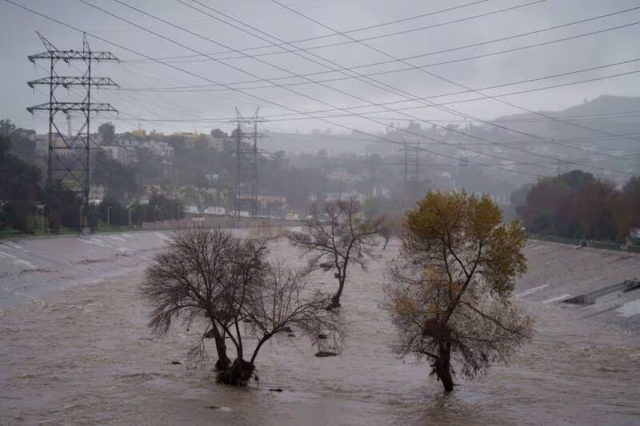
[384,191,533,392]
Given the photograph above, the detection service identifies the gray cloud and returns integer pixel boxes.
[2,0,640,136]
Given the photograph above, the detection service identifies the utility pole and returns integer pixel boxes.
[403,140,409,193]
[235,116,241,217]
[252,108,259,218]
[414,141,420,183]
[27,33,118,233]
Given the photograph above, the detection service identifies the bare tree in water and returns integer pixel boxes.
[384,191,533,392]
[287,197,380,310]
[142,228,341,386]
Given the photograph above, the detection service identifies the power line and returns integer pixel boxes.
[265,0,640,169]
[123,0,490,63]
[5,0,540,177]
[111,0,607,178]
[125,2,638,67]
[6,0,628,179]
[68,0,549,177]
[104,64,640,134]
[181,0,640,174]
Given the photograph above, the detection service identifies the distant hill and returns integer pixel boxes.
[486,95,640,153]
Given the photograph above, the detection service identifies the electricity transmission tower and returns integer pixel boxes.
[402,140,422,194]
[27,32,117,230]
[231,107,266,218]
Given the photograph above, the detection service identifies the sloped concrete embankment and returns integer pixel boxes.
[0,218,295,309]
[0,232,174,308]
[516,240,640,333]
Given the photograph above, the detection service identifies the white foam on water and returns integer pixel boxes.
[543,294,571,304]
[616,299,640,317]
[515,284,549,299]
[154,232,171,241]
[13,259,37,269]
[78,239,106,248]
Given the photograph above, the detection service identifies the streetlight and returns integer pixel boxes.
[107,206,112,233]
[128,204,133,230]
[154,204,160,230]
[0,201,6,215]
[36,204,45,235]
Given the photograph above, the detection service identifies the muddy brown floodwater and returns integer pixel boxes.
[1,239,640,425]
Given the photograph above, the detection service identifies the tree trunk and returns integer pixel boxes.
[327,276,345,310]
[436,346,454,392]
[217,358,255,386]
[209,322,230,371]
[383,237,389,250]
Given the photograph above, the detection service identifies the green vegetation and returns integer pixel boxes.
[513,170,640,243]
[385,191,532,392]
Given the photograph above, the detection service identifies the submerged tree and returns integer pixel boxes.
[384,191,533,392]
[142,228,340,386]
[378,214,403,250]
[287,197,380,310]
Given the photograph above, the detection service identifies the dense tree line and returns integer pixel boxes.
[0,122,183,234]
[0,133,44,233]
[514,170,640,242]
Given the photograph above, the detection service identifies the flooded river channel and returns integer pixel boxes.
[1,239,640,425]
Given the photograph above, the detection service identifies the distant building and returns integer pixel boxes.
[309,192,366,203]
[327,167,361,183]
[89,185,105,203]
[204,206,226,215]
[102,145,134,165]
[238,193,287,206]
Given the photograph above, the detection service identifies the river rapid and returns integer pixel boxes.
[1,239,640,425]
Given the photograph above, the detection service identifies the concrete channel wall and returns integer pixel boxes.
[529,234,640,253]
[141,214,301,230]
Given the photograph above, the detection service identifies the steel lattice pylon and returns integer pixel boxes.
[27,32,118,230]
[231,107,266,218]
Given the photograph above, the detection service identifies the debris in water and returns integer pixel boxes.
[171,360,181,365]
[315,351,338,357]
[269,388,283,392]
[205,405,232,412]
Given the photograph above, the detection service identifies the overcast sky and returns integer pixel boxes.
[2,0,640,136]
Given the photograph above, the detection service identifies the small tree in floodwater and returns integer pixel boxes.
[287,197,380,310]
[142,228,341,386]
[384,191,533,392]
[378,214,403,250]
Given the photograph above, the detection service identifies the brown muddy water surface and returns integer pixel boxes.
[1,239,640,425]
